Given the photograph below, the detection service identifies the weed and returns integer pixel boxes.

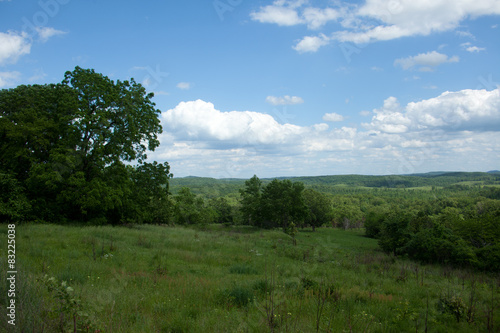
[38,275,100,332]
[438,294,468,322]
[229,264,258,275]
[218,285,254,308]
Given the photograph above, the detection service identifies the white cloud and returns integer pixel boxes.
[405,88,500,131]
[250,1,340,30]
[364,96,411,133]
[364,88,500,133]
[465,46,486,53]
[302,7,340,29]
[0,71,21,87]
[456,30,475,38]
[345,0,500,43]
[36,27,66,43]
[394,51,459,71]
[461,43,486,53]
[266,95,304,105]
[250,2,304,26]
[0,31,31,65]
[162,99,306,145]
[177,82,191,90]
[323,112,344,122]
[293,34,330,53]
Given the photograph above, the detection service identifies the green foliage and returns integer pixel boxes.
[260,179,308,231]
[364,205,389,238]
[209,197,234,225]
[330,196,364,229]
[403,222,478,266]
[0,68,170,225]
[0,173,31,222]
[218,285,254,308]
[129,161,173,224]
[38,274,99,332]
[239,175,262,226]
[438,294,468,323]
[303,188,332,230]
[173,187,207,225]
[378,209,413,255]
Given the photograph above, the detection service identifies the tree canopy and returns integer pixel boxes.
[0,67,171,224]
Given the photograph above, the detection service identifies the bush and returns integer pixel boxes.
[378,210,413,255]
[217,285,254,308]
[403,222,477,266]
[0,173,31,223]
[475,244,500,272]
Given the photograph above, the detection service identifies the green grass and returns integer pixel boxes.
[1,223,499,332]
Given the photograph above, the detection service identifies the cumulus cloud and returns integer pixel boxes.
[293,34,330,53]
[0,31,31,65]
[394,51,459,71]
[323,112,344,122]
[406,88,500,131]
[266,95,304,105]
[162,99,306,145]
[365,88,500,132]
[364,96,411,133]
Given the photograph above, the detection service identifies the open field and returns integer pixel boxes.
[1,224,498,332]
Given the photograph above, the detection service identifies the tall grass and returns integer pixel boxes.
[0,223,498,332]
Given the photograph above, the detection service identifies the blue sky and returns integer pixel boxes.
[1,0,500,178]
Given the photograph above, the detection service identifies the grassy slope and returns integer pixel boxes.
[1,224,498,332]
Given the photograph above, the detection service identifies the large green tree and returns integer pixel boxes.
[260,179,308,232]
[61,67,162,179]
[0,67,169,224]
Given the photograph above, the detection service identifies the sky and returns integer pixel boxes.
[1,0,500,178]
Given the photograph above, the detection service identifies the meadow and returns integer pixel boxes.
[1,223,498,332]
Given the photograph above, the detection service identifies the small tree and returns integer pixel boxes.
[260,179,308,232]
[239,175,262,226]
[173,187,206,225]
[303,189,331,231]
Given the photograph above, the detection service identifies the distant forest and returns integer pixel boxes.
[169,171,500,197]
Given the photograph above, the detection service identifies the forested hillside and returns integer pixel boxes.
[170,172,500,196]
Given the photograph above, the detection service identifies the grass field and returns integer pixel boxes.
[1,224,498,332]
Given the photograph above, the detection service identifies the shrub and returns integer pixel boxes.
[218,285,254,308]
[438,294,467,322]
